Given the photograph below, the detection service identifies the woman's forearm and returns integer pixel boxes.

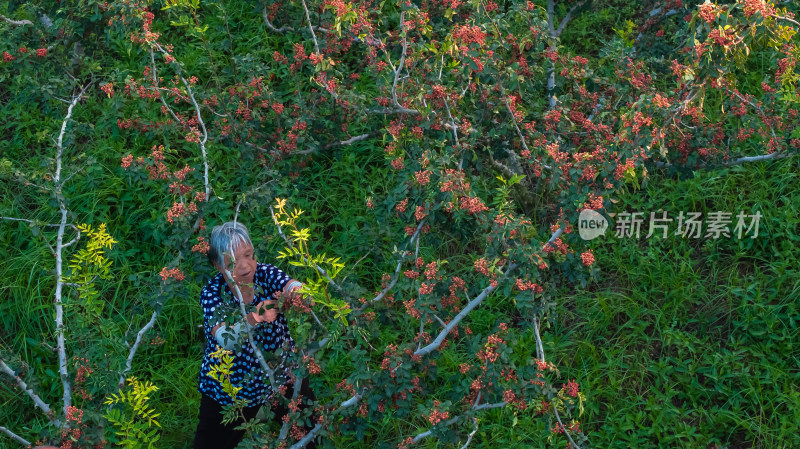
[210,312,258,338]
[283,278,302,294]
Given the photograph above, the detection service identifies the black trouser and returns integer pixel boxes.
[193,378,318,449]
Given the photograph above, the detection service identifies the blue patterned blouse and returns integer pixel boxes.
[197,262,296,406]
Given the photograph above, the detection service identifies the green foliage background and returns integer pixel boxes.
[0,0,798,448]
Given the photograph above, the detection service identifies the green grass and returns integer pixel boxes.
[540,158,800,449]
[2,1,799,447]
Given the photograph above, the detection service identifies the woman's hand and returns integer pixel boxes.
[272,281,303,311]
[253,300,279,323]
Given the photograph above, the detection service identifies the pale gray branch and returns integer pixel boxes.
[0,359,60,427]
[414,262,517,357]
[387,11,419,115]
[555,1,586,37]
[532,304,582,449]
[554,406,581,449]
[55,82,91,185]
[53,81,91,419]
[654,150,793,169]
[459,417,478,449]
[358,219,425,312]
[0,426,30,446]
[118,310,159,386]
[0,14,32,26]
[500,78,553,171]
[262,5,293,32]
[150,48,182,124]
[152,42,210,202]
[300,0,320,56]
[473,401,507,411]
[411,402,505,444]
[0,217,59,227]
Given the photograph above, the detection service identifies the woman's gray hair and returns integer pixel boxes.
[208,221,253,269]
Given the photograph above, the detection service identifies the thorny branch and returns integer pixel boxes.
[0,359,61,427]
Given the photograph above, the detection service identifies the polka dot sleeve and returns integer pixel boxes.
[199,281,224,333]
[254,263,291,297]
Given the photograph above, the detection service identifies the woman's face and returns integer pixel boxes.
[217,243,257,287]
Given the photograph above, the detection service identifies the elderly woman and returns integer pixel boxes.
[193,221,316,449]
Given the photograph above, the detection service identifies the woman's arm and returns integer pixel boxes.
[210,312,260,339]
[272,278,303,311]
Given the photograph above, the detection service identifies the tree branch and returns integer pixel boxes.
[357,219,425,313]
[290,225,565,448]
[326,133,372,148]
[262,5,293,33]
[0,14,32,26]
[149,48,182,124]
[53,81,91,420]
[118,310,158,386]
[389,11,419,115]
[773,14,800,27]
[555,1,586,38]
[545,1,585,109]
[532,309,582,449]
[0,426,30,446]
[278,373,305,440]
[0,359,60,427]
[459,417,479,449]
[654,150,794,169]
[152,42,211,202]
[300,0,321,56]
[414,262,517,357]
[411,402,504,444]
[0,217,61,227]
[499,86,553,171]
[442,97,461,148]
[118,212,205,388]
[726,88,779,144]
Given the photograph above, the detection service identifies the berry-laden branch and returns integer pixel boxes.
[545,0,587,109]
[149,47,182,125]
[499,84,553,172]
[533,309,582,449]
[278,222,567,448]
[151,41,211,202]
[414,261,518,358]
[262,4,293,33]
[358,218,426,313]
